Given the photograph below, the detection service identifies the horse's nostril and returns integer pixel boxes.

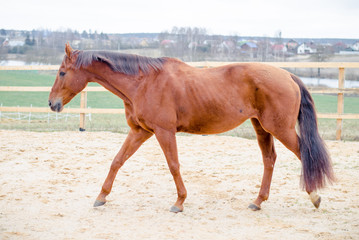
[55,102,62,112]
[48,100,52,107]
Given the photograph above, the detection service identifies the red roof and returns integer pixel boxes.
[272,44,285,51]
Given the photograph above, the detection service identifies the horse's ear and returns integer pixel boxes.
[65,42,73,59]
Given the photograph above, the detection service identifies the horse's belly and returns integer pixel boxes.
[177,112,249,135]
[175,79,254,134]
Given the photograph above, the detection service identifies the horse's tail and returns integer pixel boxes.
[291,74,335,192]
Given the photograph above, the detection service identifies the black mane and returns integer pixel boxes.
[75,50,167,75]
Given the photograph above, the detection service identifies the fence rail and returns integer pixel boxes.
[1,62,359,140]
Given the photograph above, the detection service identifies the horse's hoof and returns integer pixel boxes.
[170,205,183,213]
[313,196,321,209]
[248,203,261,211]
[309,192,321,209]
[93,200,106,207]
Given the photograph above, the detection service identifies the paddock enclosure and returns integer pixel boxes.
[1,130,358,239]
[1,62,359,140]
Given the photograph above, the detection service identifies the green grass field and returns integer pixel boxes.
[1,70,358,140]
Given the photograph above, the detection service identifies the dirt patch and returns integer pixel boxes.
[1,130,358,239]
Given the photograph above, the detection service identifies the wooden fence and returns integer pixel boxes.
[1,62,359,140]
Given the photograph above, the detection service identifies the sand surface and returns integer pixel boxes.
[0,130,359,239]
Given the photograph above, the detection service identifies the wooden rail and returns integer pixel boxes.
[1,62,359,140]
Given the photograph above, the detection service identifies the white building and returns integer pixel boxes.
[297,43,317,54]
[351,41,359,51]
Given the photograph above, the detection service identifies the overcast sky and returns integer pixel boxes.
[1,0,359,39]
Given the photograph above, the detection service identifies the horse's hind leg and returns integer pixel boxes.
[94,128,153,207]
[248,118,277,211]
[262,121,322,209]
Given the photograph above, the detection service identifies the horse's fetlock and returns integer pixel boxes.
[101,187,110,195]
[179,191,187,199]
[259,194,269,201]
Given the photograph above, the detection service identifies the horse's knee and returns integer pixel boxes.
[168,162,180,175]
[110,159,124,171]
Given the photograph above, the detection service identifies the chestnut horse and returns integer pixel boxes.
[49,44,334,212]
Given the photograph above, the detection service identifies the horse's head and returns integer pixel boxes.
[48,43,89,112]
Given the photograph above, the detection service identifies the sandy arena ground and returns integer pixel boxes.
[0,130,359,239]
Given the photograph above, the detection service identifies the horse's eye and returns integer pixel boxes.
[59,72,66,77]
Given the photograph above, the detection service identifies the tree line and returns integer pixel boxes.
[1,27,356,65]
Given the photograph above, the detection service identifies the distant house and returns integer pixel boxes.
[332,42,347,53]
[286,39,298,53]
[160,39,175,49]
[219,40,236,51]
[240,42,258,58]
[297,42,317,54]
[72,40,81,48]
[1,38,25,47]
[272,44,287,55]
[240,42,257,50]
[351,41,359,51]
[139,39,149,48]
[203,39,217,46]
[81,39,95,49]
[1,39,8,47]
[188,42,198,49]
[339,41,359,54]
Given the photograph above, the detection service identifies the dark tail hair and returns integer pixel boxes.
[291,74,335,192]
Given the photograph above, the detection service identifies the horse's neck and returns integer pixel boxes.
[89,64,139,104]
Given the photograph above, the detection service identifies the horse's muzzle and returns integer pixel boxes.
[48,100,63,112]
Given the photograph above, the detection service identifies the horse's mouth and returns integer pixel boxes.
[48,100,63,112]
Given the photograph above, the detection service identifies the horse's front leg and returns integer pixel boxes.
[155,128,187,213]
[94,128,153,207]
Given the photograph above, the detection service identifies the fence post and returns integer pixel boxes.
[79,91,87,131]
[336,67,345,140]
